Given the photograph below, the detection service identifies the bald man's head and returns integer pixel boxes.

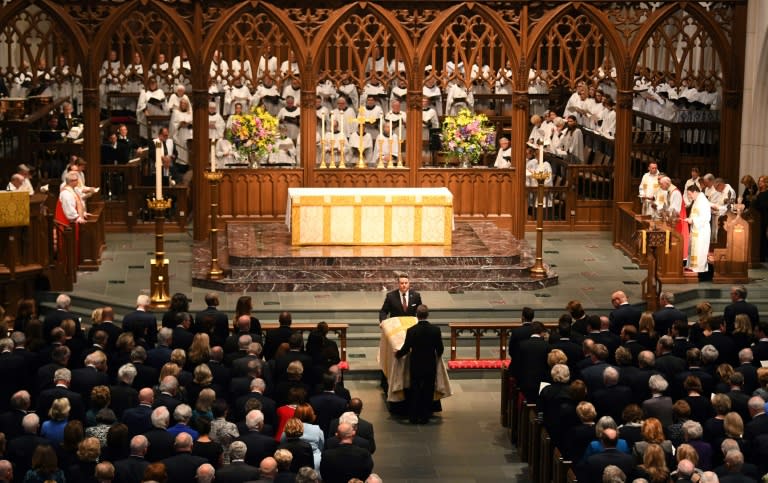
[260,457,277,477]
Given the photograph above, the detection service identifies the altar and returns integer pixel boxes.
[286,187,454,246]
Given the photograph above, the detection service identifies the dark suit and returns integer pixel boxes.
[88,321,121,352]
[655,352,687,381]
[702,331,738,366]
[70,366,110,402]
[507,322,534,372]
[274,350,314,384]
[42,309,81,341]
[753,339,768,364]
[653,305,688,336]
[608,303,642,334]
[121,404,153,437]
[515,335,551,403]
[379,289,422,321]
[550,337,583,374]
[133,363,159,390]
[324,434,372,452]
[194,306,230,347]
[736,363,759,395]
[320,443,374,483]
[237,431,278,467]
[36,362,66,396]
[0,352,25,412]
[263,326,294,361]
[580,448,636,482]
[396,319,443,423]
[234,392,276,432]
[214,460,261,483]
[724,300,760,332]
[37,385,86,422]
[278,439,315,472]
[116,136,139,164]
[113,455,150,483]
[146,345,172,370]
[745,413,768,443]
[326,416,376,454]
[0,409,26,440]
[207,360,232,390]
[101,142,120,165]
[592,384,634,422]
[143,428,176,462]
[154,392,182,415]
[309,391,348,436]
[642,395,674,427]
[122,309,158,347]
[6,433,50,482]
[171,326,194,352]
[162,452,208,483]
[109,383,139,418]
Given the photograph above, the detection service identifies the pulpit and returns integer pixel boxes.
[637,228,672,311]
[713,209,751,283]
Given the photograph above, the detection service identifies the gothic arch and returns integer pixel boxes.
[310,2,415,79]
[0,0,87,69]
[416,3,522,89]
[202,1,306,82]
[90,1,194,87]
[526,3,628,90]
[629,2,734,89]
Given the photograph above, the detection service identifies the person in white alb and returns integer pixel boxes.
[170,98,193,175]
[494,137,512,169]
[686,185,711,273]
[683,167,702,210]
[599,97,616,139]
[277,96,301,143]
[372,123,399,164]
[224,76,252,116]
[208,102,225,141]
[639,162,661,215]
[656,176,689,265]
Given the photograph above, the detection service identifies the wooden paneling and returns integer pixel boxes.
[218,169,303,220]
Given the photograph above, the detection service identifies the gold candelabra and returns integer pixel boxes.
[203,170,225,280]
[387,138,395,169]
[337,139,346,168]
[319,138,327,169]
[147,197,172,308]
[530,169,550,278]
[397,138,405,168]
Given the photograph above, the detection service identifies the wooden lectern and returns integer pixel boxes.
[637,228,671,311]
[713,208,750,283]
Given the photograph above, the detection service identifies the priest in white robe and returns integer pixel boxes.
[686,185,711,273]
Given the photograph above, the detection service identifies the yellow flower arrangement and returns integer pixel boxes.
[226,106,279,159]
[441,108,496,165]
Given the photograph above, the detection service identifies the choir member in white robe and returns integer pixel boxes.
[125,53,145,101]
[150,53,172,94]
[168,85,189,113]
[639,162,661,215]
[683,167,702,210]
[560,116,585,163]
[390,78,407,108]
[495,65,514,114]
[423,76,443,116]
[686,186,711,273]
[99,51,122,107]
[279,51,300,78]
[226,102,245,131]
[252,77,281,116]
[172,50,192,92]
[316,78,338,110]
[215,138,238,168]
[445,82,473,116]
[385,100,406,141]
[136,78,168,140]
[494,137,512,169]
[230,59,253,86]
[360,79,388,112]
[256,48,278,79]
[528,115,546,144]
[331,98,356,138]
[360,96,383,138]
[421,97,439,163]
[224,77,251,116]
[267,132,297,166]
[525,148,553,208]
[365,47,386,75]
[541,110,557,141]
[322,121,348,167]
[599,97,616,139]
[709,177,737,242]
[316,96,330,134]
[277,96,301,142]
[208,102,225,141]
[170,98,193,172]
[51,55,75,105]
[209,50,229,91]
[281,78,301,109]
[338,76,359,110]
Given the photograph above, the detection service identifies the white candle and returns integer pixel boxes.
[321,114,325,138]
[210,139,216,172]
[340,113,344,135]
[379,116,383,134]
[389,119,393,137]
[398,118,402,140]
[538,144,544,166]
[154,139,163,200]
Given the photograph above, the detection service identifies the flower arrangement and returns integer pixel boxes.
[226,106,279,159]
[440,108,496,165]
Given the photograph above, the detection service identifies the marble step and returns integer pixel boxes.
[228,254,524,268]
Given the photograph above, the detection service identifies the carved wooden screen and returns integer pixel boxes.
[632,6,727,182]
[103,11,186,92]
[211,10,298,89]
[530,10,617,101]
[0,5,79,94]
[316,9,407,100]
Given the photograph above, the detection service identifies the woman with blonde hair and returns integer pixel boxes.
[188,332,211,368]
[193,388,217,424]
[547,348,567,368]
[278,417,315,470]
[42,397,71,445]
[637,311,658,350]
[188,363,218,406]
[86,385,112,427]
[732,313,754,351]
[691,301,713,346]
[67,436,101,482]
[635,443,670,483]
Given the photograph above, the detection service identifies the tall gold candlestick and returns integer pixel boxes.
[337,139,346,168]
[397,139,405,168]
[387,138,395,168]
[376,138,385,169]
[319,138,327,169]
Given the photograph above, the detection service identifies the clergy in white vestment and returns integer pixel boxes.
[657,176,690,264]
[215,138,238,168]
[683,167,702,209]
[686,185,711,273]
[170,98,193,172]
[136,78,168,139]
[494,137,512,169]
[208,102,225,140]
[639,162,661,215]
[372,124,399,164]
[277,96,301,142]
[224,77,252,116]
[347,130,373,166]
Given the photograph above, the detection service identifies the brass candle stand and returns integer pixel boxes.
[204,170,224,280]
[376,139,385,169]
[147,197,172,308]
[319,138,328,169]
[529,169,550,278]
[386,138,395,168]
[397,139,405,168]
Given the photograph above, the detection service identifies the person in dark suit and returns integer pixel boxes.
[724,285,760,333]
[207,346,232,389]
[6,414,50,482]
[130,347,159,390]
[379,274,423,322]
[215,441,260,483]
[753,322,768,364]
[143,406,176,462]
[264,311,295,361]
[395,305,443,424]
[36,368,86,423]
[121,388,155,437]
[237,409,278,467]
[122,294,158,348]
[171,313,195,352]
[592,366,634,422]
[320,422,374,483]
[309,372,348,436]
[655,336,687,382]
[70,350,110,401]
[153,376,182,415]
[115,124,139,164]
[36,346,71,397]
[702,316,738,366]
[101,132,120,165]
[550,316,584,372]
[161,433,208,482]
[110,364,140,418]
[146,328,173,370]
[195,293,231,348]
[507,307,536,373]
[234,378,276,431]
[42,294,81,342]
[89,307,121,352]
[577,428,635,482]
[0,339,25,413]
[515,321,551,404]
[274,333,314,385]
[0,390,31,441]
[745,396,768,443]
[113,435,150,483]
[653,291,688,337]
[608,290,642,335]
[328,407,376,454]
[224,315,263,354]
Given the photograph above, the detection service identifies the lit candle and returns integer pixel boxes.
[538,143,544,166]
[210,139,216,172]
[154,139,163,200]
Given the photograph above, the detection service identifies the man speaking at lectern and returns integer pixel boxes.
[379,273,422,321]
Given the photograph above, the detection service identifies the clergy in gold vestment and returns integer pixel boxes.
[686,185,710,273]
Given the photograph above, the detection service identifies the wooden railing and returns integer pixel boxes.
[261,323,348,362]
[613,201,647,266]
[448,321,559,362]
